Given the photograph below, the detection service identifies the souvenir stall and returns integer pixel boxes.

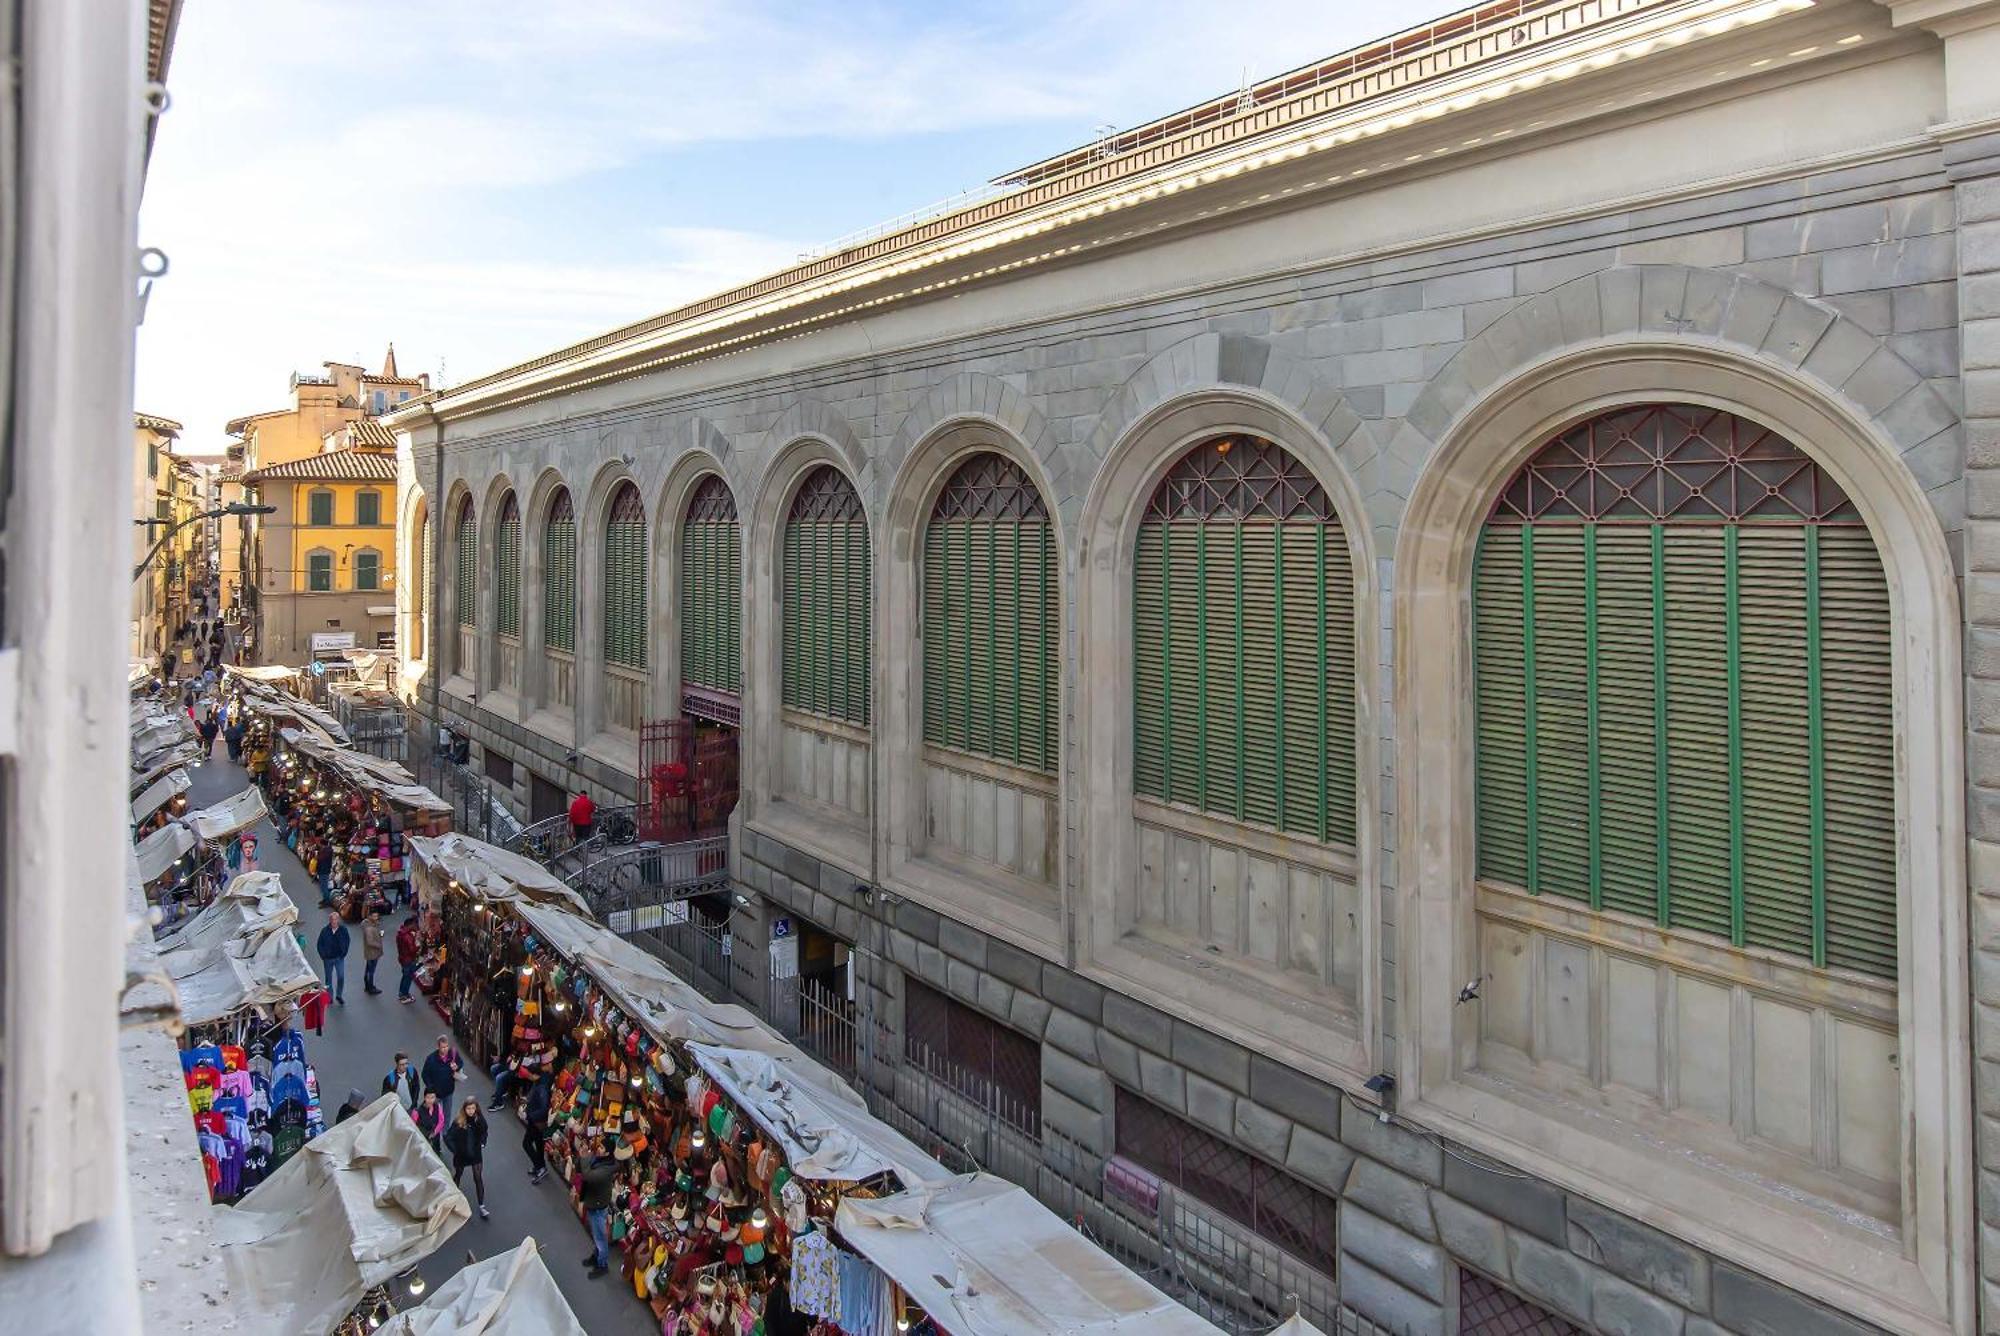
[136,819,200,914]
[162,873,330,1203]
[215,1094,471,1336]
[131,766,192,832]
[375,1237,587,1336]
[265,732,449,917]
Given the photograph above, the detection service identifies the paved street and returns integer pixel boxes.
[185,754,653,1334]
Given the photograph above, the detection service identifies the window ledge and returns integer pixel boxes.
[1133,796,1356,880]
[749,805,870,882]
[886,852,1062,960]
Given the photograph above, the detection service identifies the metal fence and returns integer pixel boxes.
[406,719,519,844]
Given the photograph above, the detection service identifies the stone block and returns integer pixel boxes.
[974,972,1013,1023]
[1822,233,1956,295]
[1339,1258,1446,1336]
[1798,318,1878,389]
[1042,1085,1108,1156]
[1516,249,1614,295]
[896,900,941,945]
[1137,1049,1186,1114]
[887,929,917,971]
[1424,268,1515,308]
[1711,1264,1877,1336]
[1170,1020,1250,1095]
[1761,297,1836,367]
[1008,988,1051,1038]
[1184,1071,1236,1138]
[1968,221,2000,275]
[1339,283,1424,320]
[780,844,821,888]
[1430,1194,1509,1282]
[915,942,948,986]
[1095,1029,1141,1089]
[1598,268,1643,336]
[1379,307,1464,350]
[1284,1124,1355,1196]
[983,938,1042,992]
[1893,281,1958,334]
[1340,1096,1442,1184]
[1041,966,1105,1024]
[1507,1233,1593,1326]
[1232,1098,1292,1166]
[1345,1158,1437,1240]
[1437,1151,1567,1245]
[938,917,987,969]
[1592,1272,1686,1336]
[1342,1205,1448,1302]
[1565,1197,1709,1311]
[1042,1007,1097,1062]
[1043,1044,1110,1111]
[817,860,857,901]
[1878,383,1958,454]
[1617,228,1744,268]
[1248,1054,1341,1140]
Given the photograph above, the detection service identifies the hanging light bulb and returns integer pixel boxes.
[473,900,486,914]
[691,1128,706,1150]
[520,964,534,977]
[750,1204,768,1229]
[401,1268,426,1297]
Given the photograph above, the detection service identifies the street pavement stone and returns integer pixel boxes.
[184,755,654,1334]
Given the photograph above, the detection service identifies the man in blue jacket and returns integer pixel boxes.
[315,911,351,1006]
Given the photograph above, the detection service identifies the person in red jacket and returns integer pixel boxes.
[568,790,595,844]
[395,915,423,1005]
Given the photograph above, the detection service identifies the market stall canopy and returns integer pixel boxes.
[129,660,153,689]
[835,1174,1227,1336]
[229,672,352,746]
[132,740,205,790]
[410,833,592,916]
[379,1238,586,1336]
[1266,1316,1330,1336]
[216,1095,470,1336]
[689,1042,951,1186]
[184,786,269,843]
[156,872,295,957]
[132,713,195,756]
[225,663,304,684]
[131,768,192,824]
[135,821,196,883]
[163,911,319,1026]
[290,733,450,813]
[342,651,393,688]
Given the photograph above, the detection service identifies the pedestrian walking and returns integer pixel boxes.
[381,1052,420,1110]
[412,1088,446,1159]
[334,1088,367,1124]
[314,910,350,1005]
[568,789,595,844]
[444,1097,491,1219]
[199,708,219,758]
[394,914,422,1003]
[224,718,245,763]
[361,909,385,995]
[579,1138,617,1278]
[420,1034,462,1103]
[522,1073,553,1184]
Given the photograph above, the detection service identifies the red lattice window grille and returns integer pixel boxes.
[932,453,1049,521]
[788,465,865,521]
[687,475,737,521]
[1144,434,1334,522]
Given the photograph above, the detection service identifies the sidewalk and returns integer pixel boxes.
[184,753,654,1334]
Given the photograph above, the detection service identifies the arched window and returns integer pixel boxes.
[781,467,870,726]
[1133,436,1356,843]
[680,476,740,696]
[603,482,647,669]
[414,505,430,659]
[495,492,520,638]
[1473,404,1894,977]
[454,498,476,628]
[922,454,1057,771]
[544,489,575,653]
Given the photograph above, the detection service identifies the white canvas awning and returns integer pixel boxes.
[224,663,304,684]
[835,1174,1228,1336]
[131,768,191,824]
[132,739,204,787]
[155,872,294,957]
[165,916,320,1026]
[410,833,592,917]
[216,1095,470,1336]
[291,733,449,813]
[135,821,196,883]
[1266,1316,1330,1336]
[184,786,269,843]
[379,1238,586,1336]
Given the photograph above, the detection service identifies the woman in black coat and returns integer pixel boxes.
[443,1096,490,1218]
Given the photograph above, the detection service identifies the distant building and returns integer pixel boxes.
[128,411,204,661]
[229,347,426,662]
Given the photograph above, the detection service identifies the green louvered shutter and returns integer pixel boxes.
[418,515,433,659]
[1472,405,1897,979]
[1131,437,1356,847]
[680,477,741,695]
[782,468,870,726]
[544,490,576,653]
[455,504,476,628]
[921,456,1059,771]
[495,493,520,638]
[604,483,647,669]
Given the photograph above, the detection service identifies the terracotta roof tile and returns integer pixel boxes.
[241,447,397,484]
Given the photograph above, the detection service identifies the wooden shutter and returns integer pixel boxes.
[680,478,741,694]
[782,468,870,726]
[455,504,476,627]
[495,493,520,638]
[417,515,432,659]
[544,491,576,653]
[604,483,647,669]
[1131,437,1356,847]
[1473,405,1897,979]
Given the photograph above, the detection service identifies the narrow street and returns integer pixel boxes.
[184,752,654,1334]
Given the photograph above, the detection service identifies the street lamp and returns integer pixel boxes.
[133,501,274,582]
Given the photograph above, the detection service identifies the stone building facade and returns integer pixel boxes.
[394,1,2000,1330]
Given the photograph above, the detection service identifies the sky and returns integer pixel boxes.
[136,0,1430,455]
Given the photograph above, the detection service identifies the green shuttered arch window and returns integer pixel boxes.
[495,492,520,638]
[415,508,431,660]
[454,499,477,628]
[680,477,741,695]
[922,454,1058,771]
[781,466,871,726]
[603,482,647,669]
[1132,436,1357,846]
[1473,404,1896,979]
[544,489,576,653]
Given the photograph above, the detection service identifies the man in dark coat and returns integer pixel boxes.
[314,911,350,1005]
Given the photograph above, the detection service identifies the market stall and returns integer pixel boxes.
[185,785,269,844]
[833,1173,1226,1336]
[132,766,192,827]
[258,730,448,917]
[136,821,196,886]
[215,1094,470,1336]
[157,872,318,1027]
[376,1238,587,1336]
[133,740,205,795]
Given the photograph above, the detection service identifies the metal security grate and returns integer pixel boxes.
[903,978,1042,1133]
[1458,1268,1583,1335]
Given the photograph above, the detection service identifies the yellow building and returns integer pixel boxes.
[226,345,426,662]
[130,412,180,660]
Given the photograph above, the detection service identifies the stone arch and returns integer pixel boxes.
[754,398,868,510]
[883,372,1058,506]
[1392,333,1968,1334]
[439,482,477,686]
[517,467,576,716]
[575,458,642,741]
[654,445,738,720]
